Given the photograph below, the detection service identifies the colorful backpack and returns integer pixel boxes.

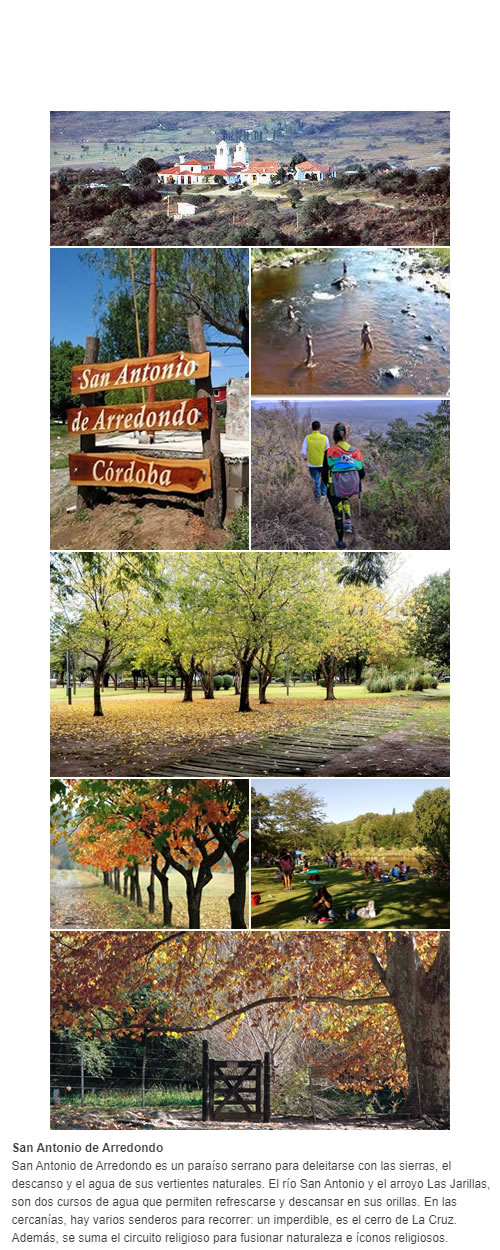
[327,443,363,499]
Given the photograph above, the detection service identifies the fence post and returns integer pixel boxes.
[187,315,224,529]
[202,1040,210,1122]
[263,1052,271,1123]
[80,1042,85,1107]
[141,1037,147,1111]
[76,335,100,511]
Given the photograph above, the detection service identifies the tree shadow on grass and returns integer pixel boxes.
[250,868,449,930]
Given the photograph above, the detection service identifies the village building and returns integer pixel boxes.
[158,139,283,188]
[294,160,335,182]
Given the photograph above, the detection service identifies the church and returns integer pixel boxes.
[157,140,283,188]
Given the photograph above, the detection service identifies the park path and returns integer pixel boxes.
[164,703,449,778]
[50,871,113,929]
[50,1106,441,1131]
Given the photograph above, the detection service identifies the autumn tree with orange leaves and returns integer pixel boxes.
[51,779,249,929]
[50,930,449,1122]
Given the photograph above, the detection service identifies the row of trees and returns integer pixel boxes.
[51,779,249,929]
[50,930,450,1122]
[50,552,450,719]
[252,784,450,879]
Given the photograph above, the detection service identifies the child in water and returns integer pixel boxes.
[304,332,315,368]
[361,322,373,351]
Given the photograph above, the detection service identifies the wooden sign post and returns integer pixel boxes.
[68,330,223,524]
[188,313,223,529]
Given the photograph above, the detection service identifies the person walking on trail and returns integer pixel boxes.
[343,260,348,276]
[301,420,328,502]
[304,332,315,368]
[361,322,374,351]
[322,422,365,549]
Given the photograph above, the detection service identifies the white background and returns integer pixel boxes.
[2,6,498,1243]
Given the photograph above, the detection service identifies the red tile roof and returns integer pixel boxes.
[296,161,333,173]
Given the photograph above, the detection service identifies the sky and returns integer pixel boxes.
[252,398,440,428]
[50,250,248,386]
[252,777,449,823]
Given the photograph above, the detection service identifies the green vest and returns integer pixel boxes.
[306,431,326,467]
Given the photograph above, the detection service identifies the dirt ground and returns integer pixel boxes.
[316,729,450,776]
[50,1106,441,1131]
[50,471,227,550]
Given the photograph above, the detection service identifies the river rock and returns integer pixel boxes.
[331,275,358,291]
[395,274,403,281]
[383,367,401,378]
[424,334,433,341]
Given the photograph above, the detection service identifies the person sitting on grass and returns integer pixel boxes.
[304,885,335,924]
[391,864,400,880]
[399,861,408,880]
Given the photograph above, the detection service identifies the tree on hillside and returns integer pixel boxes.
[51,930,450,1121]
[50,339,84,423]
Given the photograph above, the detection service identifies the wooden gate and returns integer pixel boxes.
[202,1041,271,1123]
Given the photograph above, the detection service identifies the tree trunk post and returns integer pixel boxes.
[187,314,224,529]
[239,659,253,713]
[76,336,100,511]
[147,865,155,915]
[202,1040,210,1122]
[263,1052,271,1123]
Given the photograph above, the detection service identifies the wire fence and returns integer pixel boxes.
[50,1037,202,1110]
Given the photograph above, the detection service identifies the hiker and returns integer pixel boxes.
[322,421,365,549]
[361,322,374,351]
[343,260,348,276]
[301,419,328,501]
[287,304,297,321]
[304,332,315,368]
[279,849,294,891]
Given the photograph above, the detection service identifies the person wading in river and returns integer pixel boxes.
[322,422,365,549]
[304,332,315,368]
[301,420,328,502]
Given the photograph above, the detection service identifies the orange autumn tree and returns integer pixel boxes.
[50,930,449,1122]
[52,779,249,929]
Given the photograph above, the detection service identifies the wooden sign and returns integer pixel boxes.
[69,453,211,495]
[67,396,210,436]
[71,350,211,395]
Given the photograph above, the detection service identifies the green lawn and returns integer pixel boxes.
[50,866,247,930]
[250,856,449,930]
[50,681,450,704]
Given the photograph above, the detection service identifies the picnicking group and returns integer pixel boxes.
[250,847,417,927]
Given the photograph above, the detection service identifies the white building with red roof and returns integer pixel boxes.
[158,139,283,188]
[294,160,336,182]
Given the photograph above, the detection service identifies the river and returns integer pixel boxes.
[251,248,450,396]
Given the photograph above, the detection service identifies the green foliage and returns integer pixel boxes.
[50,339,84,422]
[404,570,450,669]
[224,507,249,550]
[222,674,233,690]
[213,675,223,691]
[414,787,450,880]
[391,673,408,691]
[366,671,392,694]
